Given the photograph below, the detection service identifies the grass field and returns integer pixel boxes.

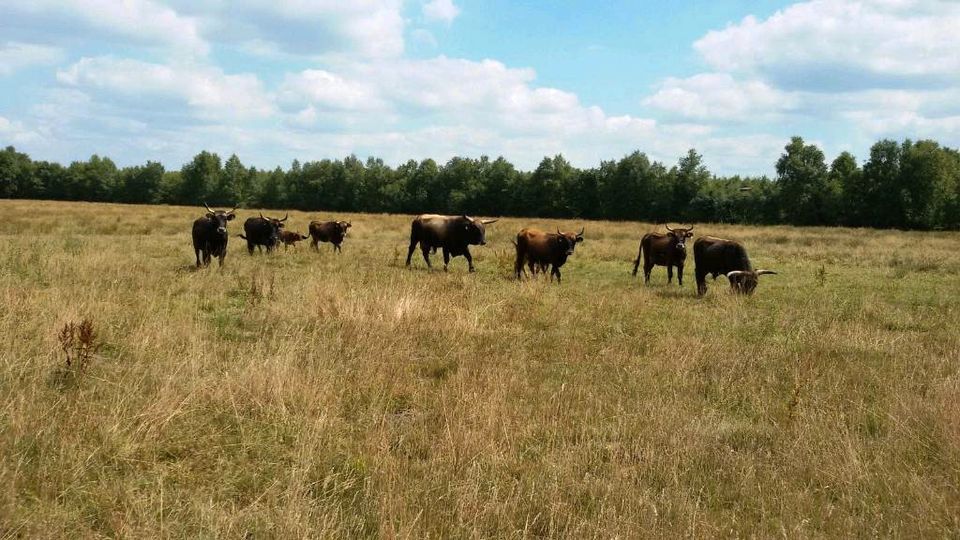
[1,199,958,538]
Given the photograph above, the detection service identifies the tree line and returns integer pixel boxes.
[2,136,958,230]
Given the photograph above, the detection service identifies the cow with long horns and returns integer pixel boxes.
[238,212,287,254]
[191,203,237,268]
[514,227,584,283]
[693,236,777,296]
[405,214,498,272]
[632,225,694,286]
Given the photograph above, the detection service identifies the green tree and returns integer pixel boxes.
[776,136,832,225]
[179,151,221,205]
[673,149,710,221]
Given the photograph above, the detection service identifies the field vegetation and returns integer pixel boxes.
[1,199,958,537]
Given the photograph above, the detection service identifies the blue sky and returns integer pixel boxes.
[1,0,958,176]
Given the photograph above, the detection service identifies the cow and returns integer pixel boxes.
[632,225,694,286]
[278,230,309,250]
[191,203,237,268]
[238,212,287,254]
[308,220,351,253]
[405,214,498,272]
[514,227,584,283]
[693,236,777,296]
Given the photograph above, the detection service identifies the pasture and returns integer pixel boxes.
[1,199,958,537]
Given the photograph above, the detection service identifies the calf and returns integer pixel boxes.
[279,230,309,250]
[514,227,584,283]
[632,225,693,286]
[693,236,777,296]
[308,220,352,253]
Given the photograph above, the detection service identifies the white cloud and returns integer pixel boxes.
[423,0,460,23]
[0,0,207,56]
[166,0,405,59]
[0,42,63,76]
[57,57,273,120]
[695,0,960,90]
[644,73,796,121]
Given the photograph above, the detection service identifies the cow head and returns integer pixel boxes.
[338,221,352,235]
[204,203,237,235]
[725,269,777,294]
[462,216,498,245]
[665,225,693,252]
[556,227,585,255]
[260,212,288,245]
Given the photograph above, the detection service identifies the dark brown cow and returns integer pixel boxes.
[632,225,694,286]
[191,203,236,268]
[693,236,777,296]
[308,220,351,253]
[238,212,287,254]
[278,230,309,250]
[514,227,584,283]
[405,214,497,272]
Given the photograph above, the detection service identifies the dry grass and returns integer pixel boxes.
[1,199,958,538]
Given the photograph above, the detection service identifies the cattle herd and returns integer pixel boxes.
[192,203,777,295]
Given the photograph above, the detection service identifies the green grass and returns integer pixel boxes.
[0,199,958,537]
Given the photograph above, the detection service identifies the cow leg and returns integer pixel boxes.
[551,265,561,283]
[406,240,418,266]
[643,261,653,284]
[218,253,226,267]
[696,270,708,296]
[311,238,319,252]
[464,249,475,272]
[677,264,684,286]
[195,249,203,268]
[420,245,432,268]
[247,242,254,255]
[667,265,674,284]
[335,243,342,253]
[443,248,450,271]
[632,246,642,276]
[203,251,212,266]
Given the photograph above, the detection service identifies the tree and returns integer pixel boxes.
[119,161,164,204]
[673,149,710,221]
[179,151,221,205]
[861,139,903,228]
[776,136,832,225]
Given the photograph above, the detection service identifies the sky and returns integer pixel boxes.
[1,0,959,176]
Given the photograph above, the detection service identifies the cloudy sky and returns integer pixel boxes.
[1,0,958,175]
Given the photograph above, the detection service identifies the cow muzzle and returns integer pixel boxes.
[217,227,227,234]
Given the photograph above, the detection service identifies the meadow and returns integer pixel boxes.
[1,199,958,538]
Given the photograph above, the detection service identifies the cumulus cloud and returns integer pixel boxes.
[167,0,406,58]
[0,42,63,76]
[644,73,796,121]
[0,0,207,56]
[423,0,460,23]
[694,0,960,90]
[57,57,273,120]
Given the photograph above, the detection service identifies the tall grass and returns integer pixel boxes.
[1,199,958,537]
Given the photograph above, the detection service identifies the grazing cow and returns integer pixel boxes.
[308,220,351,253]
[191,203,237,268]
[278,230,309,250]
[514,227,584,283]
[238,212,287,254]
[693,236,777,296]
[405,214,498,272]
[632,225,694,286]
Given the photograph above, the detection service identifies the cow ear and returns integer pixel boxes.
[686,231,693,238]
[576,236,584,243]
[226,213,236,221]
[206,212,215,218]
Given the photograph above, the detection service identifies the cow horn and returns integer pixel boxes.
[281,213,288,222]
[557,227,562,236]
[227,205,238,214]
[203,202,214,214]
[756,269,778,276]
[259,212,265,219]
[726,270,750,278]
[665,224,675,232]
[481,219,498,225]
[686,225,693,233]
[577,226,584,237]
